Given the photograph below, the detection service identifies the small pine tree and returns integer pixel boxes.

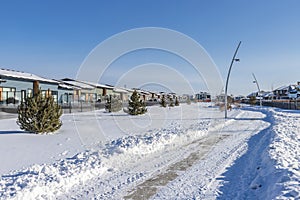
[128,90,147,115]
[249,96,257,106]
[160,95,167,107]
[186,96,191,105]
[105,95,122,112]
[169,97,174,107]
[175,97,180,106]
[227,96,234,110]
[17,90,62,134]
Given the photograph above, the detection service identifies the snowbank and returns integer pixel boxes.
[215,107,300,200]
[0,106,210,199]
[268,108,300,199]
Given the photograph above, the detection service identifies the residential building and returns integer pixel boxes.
[77,80,114,102]
[0,68,59,105]
[273,83,300,100]
[60,78,96,103]
[195,92,211,102]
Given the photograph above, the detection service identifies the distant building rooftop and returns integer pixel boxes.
[0,68,58,84]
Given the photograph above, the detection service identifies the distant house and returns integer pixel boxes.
[168,92,177,100]
[77,80,114,102]
[113,87,129,102]
[56,81,77,105]
[158,92,166,99]
[287,85,299,99]
[262,92,275,100]
[132,88,151,101]
[60,78,96,103]
[195,92,211,102]
[273,83,300,100]
[0,68,59,105]
[148,91,160,101]
[102,84,115,97]
[297,84,300,98]
[247,91,272,100]
[247,92,257,98]
[273,86,289,99]
[234,95,246,101]
[140,90,151,101]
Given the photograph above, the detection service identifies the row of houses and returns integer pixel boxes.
[247,82,300,100]
[0,68,179,106]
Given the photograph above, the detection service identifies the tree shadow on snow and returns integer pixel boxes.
[226,117,264,121]
[0,130,31,134]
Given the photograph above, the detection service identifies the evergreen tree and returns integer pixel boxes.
[105,95,122,112]
[175,97,180,106]
[128,90,147,115]
[227,96,234,109]
[17,89,62,134]
[186,96,191,105]
[160,95,167,107]
[169,97,174,107]
[249,96,257,106]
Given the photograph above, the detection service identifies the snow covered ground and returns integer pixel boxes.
[0,103,299,199]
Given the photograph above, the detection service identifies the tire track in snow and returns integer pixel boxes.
[123,134,228,200]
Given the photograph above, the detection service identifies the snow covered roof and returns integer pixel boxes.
[136,89,150,95]
[60,79,95,90]
[113,87,129,93]
[77,80,114,89]
[123,88,135,93]
[0,68,58,84]
[247,92,257,97]
[58,83,80,90]
[263,92,275,97]
[274,85,289,91]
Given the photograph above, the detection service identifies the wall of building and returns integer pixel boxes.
[58,89,74,104]
[0,77,59,104]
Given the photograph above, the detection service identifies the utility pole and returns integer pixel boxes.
[225,41,241,119]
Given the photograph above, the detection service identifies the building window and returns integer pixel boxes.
[0,87,17,104]
[51,91,58,102]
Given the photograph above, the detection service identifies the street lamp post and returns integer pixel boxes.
[252,73,262,107]
[225,41,241,119]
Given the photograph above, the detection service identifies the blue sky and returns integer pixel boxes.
[0,0,299,95]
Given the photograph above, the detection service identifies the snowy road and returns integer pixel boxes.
[55,108,268,199]
[1,104,299,199]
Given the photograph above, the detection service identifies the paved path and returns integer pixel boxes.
[123,134,228,200]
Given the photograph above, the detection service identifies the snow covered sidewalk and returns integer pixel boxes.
[216,107,300,200]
